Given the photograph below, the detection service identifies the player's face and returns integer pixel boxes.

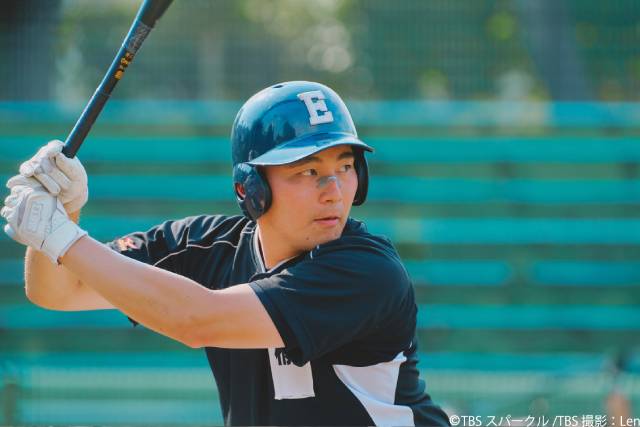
[260,145,359,252]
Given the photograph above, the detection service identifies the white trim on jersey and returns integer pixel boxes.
[152,240,237,268]
[332,351,415,427]
[268,348,315,400]
[253,225,298,273]
[253,227,267,272]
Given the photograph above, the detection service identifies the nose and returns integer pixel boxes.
[317,175,342,203]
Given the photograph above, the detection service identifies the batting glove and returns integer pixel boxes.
[18,140,89,213]
[1,183,87,264]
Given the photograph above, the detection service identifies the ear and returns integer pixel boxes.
[235,183,246,199]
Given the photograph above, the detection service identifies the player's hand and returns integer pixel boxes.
[1,183,87,263]
[18,140,89,213]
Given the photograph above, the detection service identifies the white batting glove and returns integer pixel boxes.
[1,183,87,264]
[18,140,89,213]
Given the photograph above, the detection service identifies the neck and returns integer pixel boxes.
[256,225,301,270]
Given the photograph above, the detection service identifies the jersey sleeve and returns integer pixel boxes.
[105,214,243,276]
[248,236,416,366]
[104,215,231,327]
[105,218,194,275]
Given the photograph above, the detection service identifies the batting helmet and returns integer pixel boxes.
[231,81,373,220]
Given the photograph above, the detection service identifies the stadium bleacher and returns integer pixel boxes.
[1,100,638,424]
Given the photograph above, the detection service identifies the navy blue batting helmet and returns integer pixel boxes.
[231,81,373,220]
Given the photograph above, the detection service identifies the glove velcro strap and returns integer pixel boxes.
[41,222,88,264]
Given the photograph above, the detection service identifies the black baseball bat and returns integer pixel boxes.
[62,0,173,158]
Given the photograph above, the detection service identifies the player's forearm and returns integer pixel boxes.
[60,235,214,347]
[24,210,83,310]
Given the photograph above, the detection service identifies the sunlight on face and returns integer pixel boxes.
[258,145,359,253]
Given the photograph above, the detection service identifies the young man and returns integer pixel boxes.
[2,81,450,426]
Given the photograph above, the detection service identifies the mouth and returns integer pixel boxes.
[314,215,341,227]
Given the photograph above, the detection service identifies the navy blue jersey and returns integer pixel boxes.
[106,215,449,426]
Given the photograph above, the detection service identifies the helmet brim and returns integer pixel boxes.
[245,132,373,166]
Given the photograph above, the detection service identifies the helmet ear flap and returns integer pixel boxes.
[233,163,272,220]
[352,148,369,206]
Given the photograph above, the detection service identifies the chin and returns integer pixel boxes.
[317,223,345,243]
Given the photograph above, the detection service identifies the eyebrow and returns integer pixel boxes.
[286,150,354,168]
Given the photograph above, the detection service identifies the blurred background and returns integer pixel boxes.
[1,0,639,425]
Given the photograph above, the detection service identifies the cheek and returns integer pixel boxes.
[269,180,313,221]
[343,171,359,201]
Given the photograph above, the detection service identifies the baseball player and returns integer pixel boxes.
[2,81,450,426]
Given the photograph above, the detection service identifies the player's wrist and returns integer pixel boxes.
[68,209,82,224]
[63,195,88,215]
[41,217,88,264]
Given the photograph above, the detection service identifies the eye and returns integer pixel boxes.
[300,169,318,176]
[338,164,353,173]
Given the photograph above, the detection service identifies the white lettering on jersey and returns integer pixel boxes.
[297,90,334,125]
[268,347,315,399]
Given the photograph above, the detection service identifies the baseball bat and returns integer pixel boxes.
[62,0,173,158]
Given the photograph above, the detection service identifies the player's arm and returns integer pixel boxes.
[12,141,115,311]
[61,235,284,349]
[4,141,281,349]
[25,210,115,311]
